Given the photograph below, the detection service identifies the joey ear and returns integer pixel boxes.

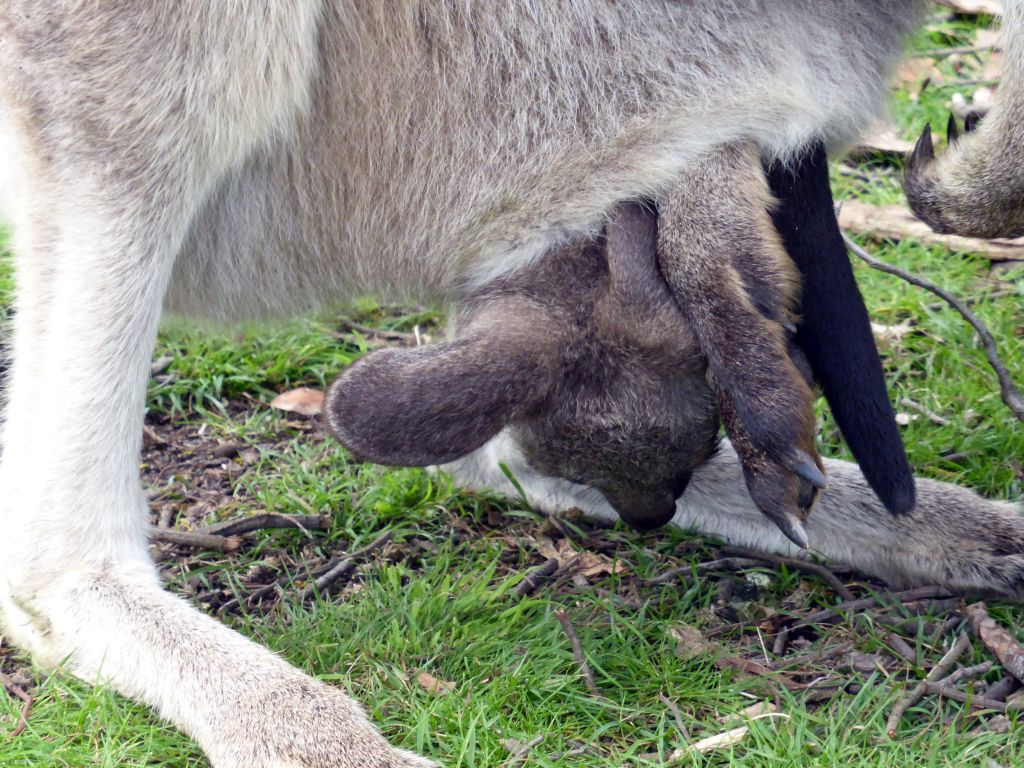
[326,328,560,466]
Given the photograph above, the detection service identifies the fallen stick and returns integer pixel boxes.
[769,641,854,671]
[714,656,803,691]
[298,530,394,602]
[887,633,972,737]
[647,558,765,585]
[149,528,243,553]
[554,609,605,700]
[842,233,1024,423]
[514,558,560,597]
[218,531,393,613]
[923,681,1018,713]
[966,602,1024,682]
[936,660,995,687]
[0,672,32,738]
[200,513,330,537]
[720,547,855,601]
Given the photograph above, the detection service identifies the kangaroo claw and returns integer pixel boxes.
[946,113,959,145]
[765,507,810,550]
[964,112,981,133]
[909,123,935,169]
[786,449,827,490]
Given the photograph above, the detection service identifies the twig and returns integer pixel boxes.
[887,633,972,736]
[769,641,854,671]
[937,660,994,687]
[923,681,1018,713]
[914,43,998,59]
[298,530,394,601]
[658,693,690,741]
[200,513,330,537]
[715,656,804,691]
[966,601,1024,682]
[882,631,919,665]
[984,675,1020,702]
[149,528,243,553]
[514,558,560,597]
[647,558,766,585]
[500,735,546,768]
[0,672,32,738]
[721,547,856,601]
[843,232,1024,422]
[554,609,605,700]
[219,531,393,613]
[899,397,950,427]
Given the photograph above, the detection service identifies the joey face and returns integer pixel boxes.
[326,202,720,532]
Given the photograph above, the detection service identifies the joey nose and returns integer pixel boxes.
[604,486,678,532]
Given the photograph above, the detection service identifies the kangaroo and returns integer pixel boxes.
[0,2,1011,766]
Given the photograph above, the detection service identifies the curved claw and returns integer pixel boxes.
[964,112,981,133]
[909,123,935,170]
[786,449,827,490]
[946,113,960,146]
[767,509,810,550]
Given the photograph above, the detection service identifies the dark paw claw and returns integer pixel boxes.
[765,508,810,549]
[787,449,827,490]
[964,112,981,133]
[910,123,935,168]
[946,113,960,145]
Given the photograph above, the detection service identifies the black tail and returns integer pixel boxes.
[765,143,916,515]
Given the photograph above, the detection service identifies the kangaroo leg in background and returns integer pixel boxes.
[657,142,825,548]
[766,142,916,516]
[904,2,1024,237]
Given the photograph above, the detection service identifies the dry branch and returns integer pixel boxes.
[0,672,32,738]
[514,558,560,597]
[966,602,1024,682]
[554,609,605,700]
[720,546,856,601]
[201,513,330,537]
[149,528,243,553]
[843,233,1024,423]
[298,530,394,601]
[887,633,972,736]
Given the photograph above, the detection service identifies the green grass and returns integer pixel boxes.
[0,6,1023,766]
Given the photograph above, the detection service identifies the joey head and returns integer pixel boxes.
[327,202,720,531]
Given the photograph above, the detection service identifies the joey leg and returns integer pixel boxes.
[657,142,823,546]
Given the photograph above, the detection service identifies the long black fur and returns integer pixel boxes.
[766,143,916,515]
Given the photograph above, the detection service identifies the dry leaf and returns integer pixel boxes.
[670,624,717,660]
[839,200,1024,261]
[270,387,325,417]
[416,671,456,695]
[536,537,627,578]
